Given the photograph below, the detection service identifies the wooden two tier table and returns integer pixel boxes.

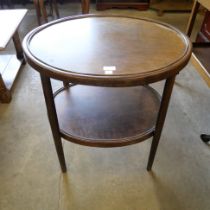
[23,15,192,172]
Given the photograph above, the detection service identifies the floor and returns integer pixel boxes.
[0,3,210,210]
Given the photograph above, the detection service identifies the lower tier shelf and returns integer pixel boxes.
[54,85,160,147]
[0,54,23,103]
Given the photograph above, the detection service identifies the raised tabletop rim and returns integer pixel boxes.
[23,14,192,86]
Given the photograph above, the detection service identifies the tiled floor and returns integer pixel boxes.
[0,3,210,210]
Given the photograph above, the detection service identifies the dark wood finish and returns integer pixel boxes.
[96,1,149,11]
[40,74,67,172]
[55,85,160,147]
[23,15,192,171]
[23,15,192,87]
[147,75,175,170]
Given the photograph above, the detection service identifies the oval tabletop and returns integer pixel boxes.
[23,15,192,86]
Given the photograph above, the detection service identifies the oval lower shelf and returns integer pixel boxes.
[54,85,160,147]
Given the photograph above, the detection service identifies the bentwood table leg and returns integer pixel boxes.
[147,75,176,171]
[40,74,67,172]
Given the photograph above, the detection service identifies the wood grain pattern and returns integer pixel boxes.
[55,85,160,147]
[23,15,192,86]
[23,15,192,171]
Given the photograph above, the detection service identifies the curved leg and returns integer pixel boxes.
[147,75,176,171]
[40,74,67,172]
[201,134,210,143]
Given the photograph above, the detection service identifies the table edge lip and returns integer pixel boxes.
[22,14,192,85]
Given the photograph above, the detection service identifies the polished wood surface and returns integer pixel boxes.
[55,85,160,147]
[23,15,192,171]
[147,75,175,170]
[40,74,67,172]
[0,9,27,50]
[23,15,191,86]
